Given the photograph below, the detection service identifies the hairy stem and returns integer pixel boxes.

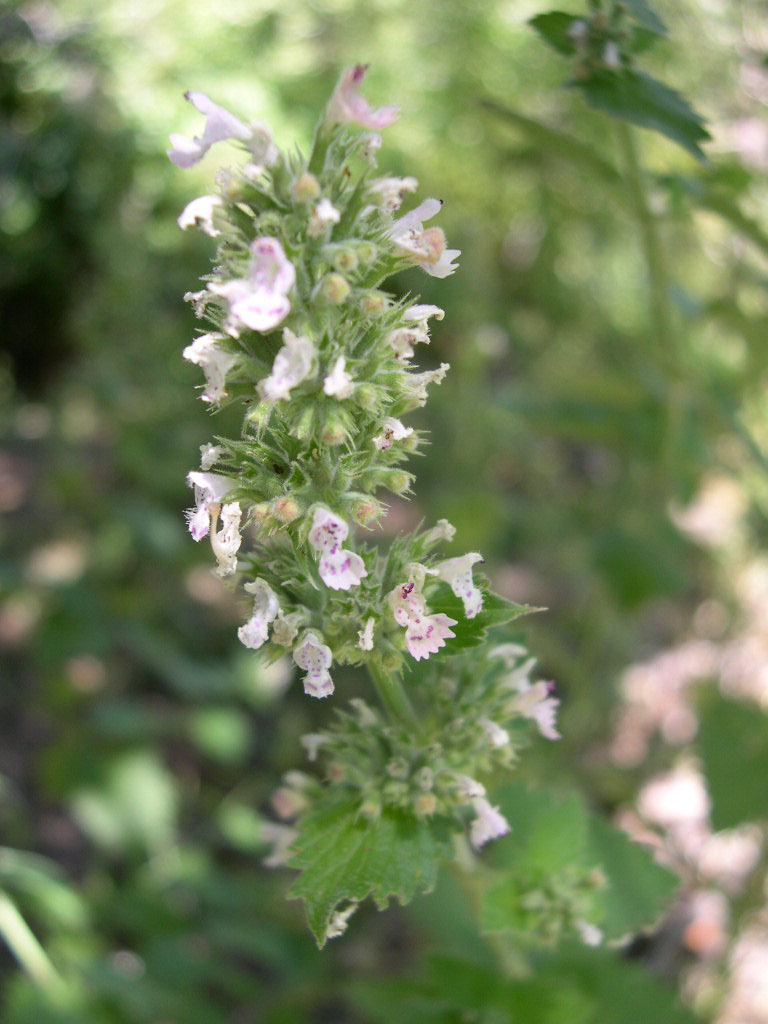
[0,889,65,994]
[367,659,420,730]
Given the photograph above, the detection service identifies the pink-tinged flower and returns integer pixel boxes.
[178,195,223,237]
[210,501,242,576]
[238,578,280,649]
[259,329,315,401]
[373,417,413,451]
[308,198,341,239]
[470,797,511,849]
[260,822,298,868]
[436,552,484,619]
[168,91,252,168]
[326,65,400,131]
[210,237,295,335]
[323,356,354,399]
[308,507,368,591]
[390,199,461,278]
[455,774,486,799]
[480,717,510,749]
[185,470,235,541]
[357,617,375,651]
[369,176,418,211]
[510,680,561,741]
[182,333,237,405]
[388,574,457,661]
[293,631,334,698]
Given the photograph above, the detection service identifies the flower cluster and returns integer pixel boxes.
[171,67,556,883]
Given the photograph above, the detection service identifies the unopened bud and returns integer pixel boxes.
[386,757,409,780]
[415,767,434,791]
[414,792,437,817]
[356,242,377,265]
[251,502,271,527]
[331,248,358,274]
[292,406,316,441]
[320,415,346,446]
[381,651,401,672]
[360,797,381,821]
[359,291,389,317]
[354,383,379,411]
[291,171,320,202]
[272,496,300,524]
[380,469,412,495]
[352,498,381,526]
[320,274,350,304]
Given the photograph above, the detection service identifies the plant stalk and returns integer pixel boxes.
[367,659,420,730]
[0,889,65,994]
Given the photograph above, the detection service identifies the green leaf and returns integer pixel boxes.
[698,690,768,830]
[288,795,453,947]
[529,12,581,56]
[624,0,667,34]
[480,784,679,941]
[575,70,710,161]
[428,588,540,651]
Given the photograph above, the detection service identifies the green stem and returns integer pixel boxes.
[0,889,65,994]
[367,659,420,730]
[615,121,682,483]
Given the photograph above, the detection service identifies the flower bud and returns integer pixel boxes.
[386,757,409,780]
[320,413,347,446]
[292,406,316,441]
[359,796,381,821]
[353,383,379,411]
[251,502,271,527]
[291,171,320,202]
[414,792,437,817]
[359,291,389,317]
[325,247,358,274]
[356,241,378,265]
[415,766,434,791]
[320,274,351,304]
[371,468,413,495]
[328,761,345,783]
[381,651,401,673]
[352,498,382,526]
[272,495,300,524]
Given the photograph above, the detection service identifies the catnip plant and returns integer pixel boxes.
[169,67,564,946]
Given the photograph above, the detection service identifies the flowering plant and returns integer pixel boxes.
[169,65,669,948]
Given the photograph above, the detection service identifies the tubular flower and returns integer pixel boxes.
[390,199,461,278]
[168,91,252,168]
[238,579,280,649]
[260,329,315,402]
[185,471,235,541]
[293,631,334,698]
[368,176,419,211]
[373,417,413,451]
[436,552,484,619]
[308,198,341,238]
[509,679,561,741]
[210,501,242,576]
[388,572,457,661]
[326,64,400,131]
[308,507,368,591]
[178,195,223,237]
[210,237,295,335]
[323,356,355,399]
[470,797,511,849]
[182,333,237,405]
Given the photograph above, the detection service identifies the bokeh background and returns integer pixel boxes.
[3,0,768,1020]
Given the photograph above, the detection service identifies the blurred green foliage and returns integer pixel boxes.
[2,0,768,1019]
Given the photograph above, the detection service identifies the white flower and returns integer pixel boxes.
[455,774,486,800]
[178,195,223,237]
[357,617,375,651]
[576,920,603,947]
[182,333,237,406]
[184,289,211,317]
[360,132,382,165]
[436,552,484,619]
[308,198,341,238]
[326,65,399,130]
[185,470,235,541]
[480,717,510,749]
[369,176,419,211]
[293,631,334,699]
[470,796,511,849]
[300,733,328,761]
[326,903,358,940]
[323,356,354,399]
[209,237,295,336]
[404,362,450,406]
[390,198,460,278]
[510,680,561,741]
[238,579,280,649]
[260,822,298,868]
[386,324,430,361]
[388,571,456,661]
[423,519,456,546]
[210,501,242,576]
[199,443,225,471]
[489,643,529,667]
[168,91,252,168]
[260,329,315,401]
[404,304,445,327]
[308,507,368,591]
[373,417,413,451]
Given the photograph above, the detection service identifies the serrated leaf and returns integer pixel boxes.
[575,70,710,161]
[529,11,581,56]
[625,0,667,34]
[287,795,453,946]
[586,814,678,939]
[479,783,678,941]
[698,691,768,830]
[428,588,540,651]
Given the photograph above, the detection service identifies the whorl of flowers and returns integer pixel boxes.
[171,67,556,876]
